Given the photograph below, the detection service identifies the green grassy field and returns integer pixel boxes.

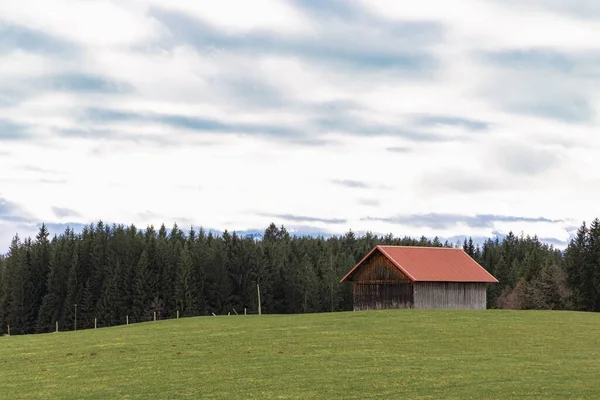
[1,309,600,399]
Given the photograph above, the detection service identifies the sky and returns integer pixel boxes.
[2,0,600,253]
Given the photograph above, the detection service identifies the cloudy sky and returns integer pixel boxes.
[1,0,599,253]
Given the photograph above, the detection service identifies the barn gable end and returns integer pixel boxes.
[351,250,411,283]
[348,249,414,310]
[341,245,498,311]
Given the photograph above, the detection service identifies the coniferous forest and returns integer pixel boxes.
[1,219,600,336]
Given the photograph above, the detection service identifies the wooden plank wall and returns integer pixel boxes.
[413,282,487,310]
[351,251,414,310]
[353,283,414,311]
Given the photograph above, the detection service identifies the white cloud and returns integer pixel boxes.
[145,0,315,36]
[359,0,600,51]
[2,0,600,252]
[0,0,163,46]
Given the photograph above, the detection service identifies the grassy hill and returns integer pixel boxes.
[1,309,600,399]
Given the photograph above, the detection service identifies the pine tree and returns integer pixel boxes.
[0,235,22,333]
[0,256,5,332]
[9,238,35,334]
[132,250,152,322]
[36,239,70,333]
[564,221,590,310]
[97,260,123,326]
[299,254,319,313]
[79,278,94,329]
[175,243,198,316]
[61,246,81,330]
[30,224,51,328]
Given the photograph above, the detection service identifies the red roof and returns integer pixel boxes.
[340,245,498,283]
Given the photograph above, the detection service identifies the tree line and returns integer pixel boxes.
[1,219,599,336]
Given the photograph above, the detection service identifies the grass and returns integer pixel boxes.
[1,309,600,399]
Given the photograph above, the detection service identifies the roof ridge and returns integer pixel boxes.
[377,245,462,250]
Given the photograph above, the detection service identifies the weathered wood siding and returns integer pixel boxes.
[413,282,487,310]
[351,251,414,310]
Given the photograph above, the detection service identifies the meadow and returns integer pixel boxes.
[1,309,599,399]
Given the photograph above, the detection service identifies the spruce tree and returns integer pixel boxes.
[0,235,22,333]
[175,243,198,317]
[31,224,51,328]
[36,241,68,333]
[61,246,81,330]
[564,222,590,310]
[132,250,152,322]
[9,238,35,334]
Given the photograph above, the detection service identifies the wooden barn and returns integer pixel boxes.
[340,245,498,310]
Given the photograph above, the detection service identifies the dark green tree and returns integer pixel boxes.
[175,243,199,316]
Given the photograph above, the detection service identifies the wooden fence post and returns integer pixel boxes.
[94,318,97,329]
[257,284,262,316]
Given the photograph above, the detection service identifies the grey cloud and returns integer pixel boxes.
[386,146,412,153]
[217,77,292,109]
[482,80,594,123]
[82,107,296,134]
[235,225,335,239]
[478,49,599,123]
[284,225,335,238]
[442,234,497,247]
[441,233,567,249]
[41,73,134,93]
[0,22,77,55]
[331,179,371,189]
[509,95,593,123]
[17,165,62,175]
[313,113,447,141]
[482,50,577,74]
[539,237,568,247]
[412,115,489,131]
[78,108,140,122]
[80,97,453,143]
[0,89,27,108]
[138,210,164,222]
[498,0,600,21]
[261,213,347,224]
[77,107,326,145]
[0,119,31,141]
[363,213,563,230]
[0,197,33,223]
[1,73,130,112]
[150,7,440,75]
[358,199,380,207]
[0,74,133,109]
[419,170,501,194]
[493,143,561,176]
[38,178,67,184]
[306,100,453,141]
[52,207,81,218]
[291,0,365,20]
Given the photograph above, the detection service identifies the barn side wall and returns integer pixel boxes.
[351,250,414,311]
[413,282,487,310]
